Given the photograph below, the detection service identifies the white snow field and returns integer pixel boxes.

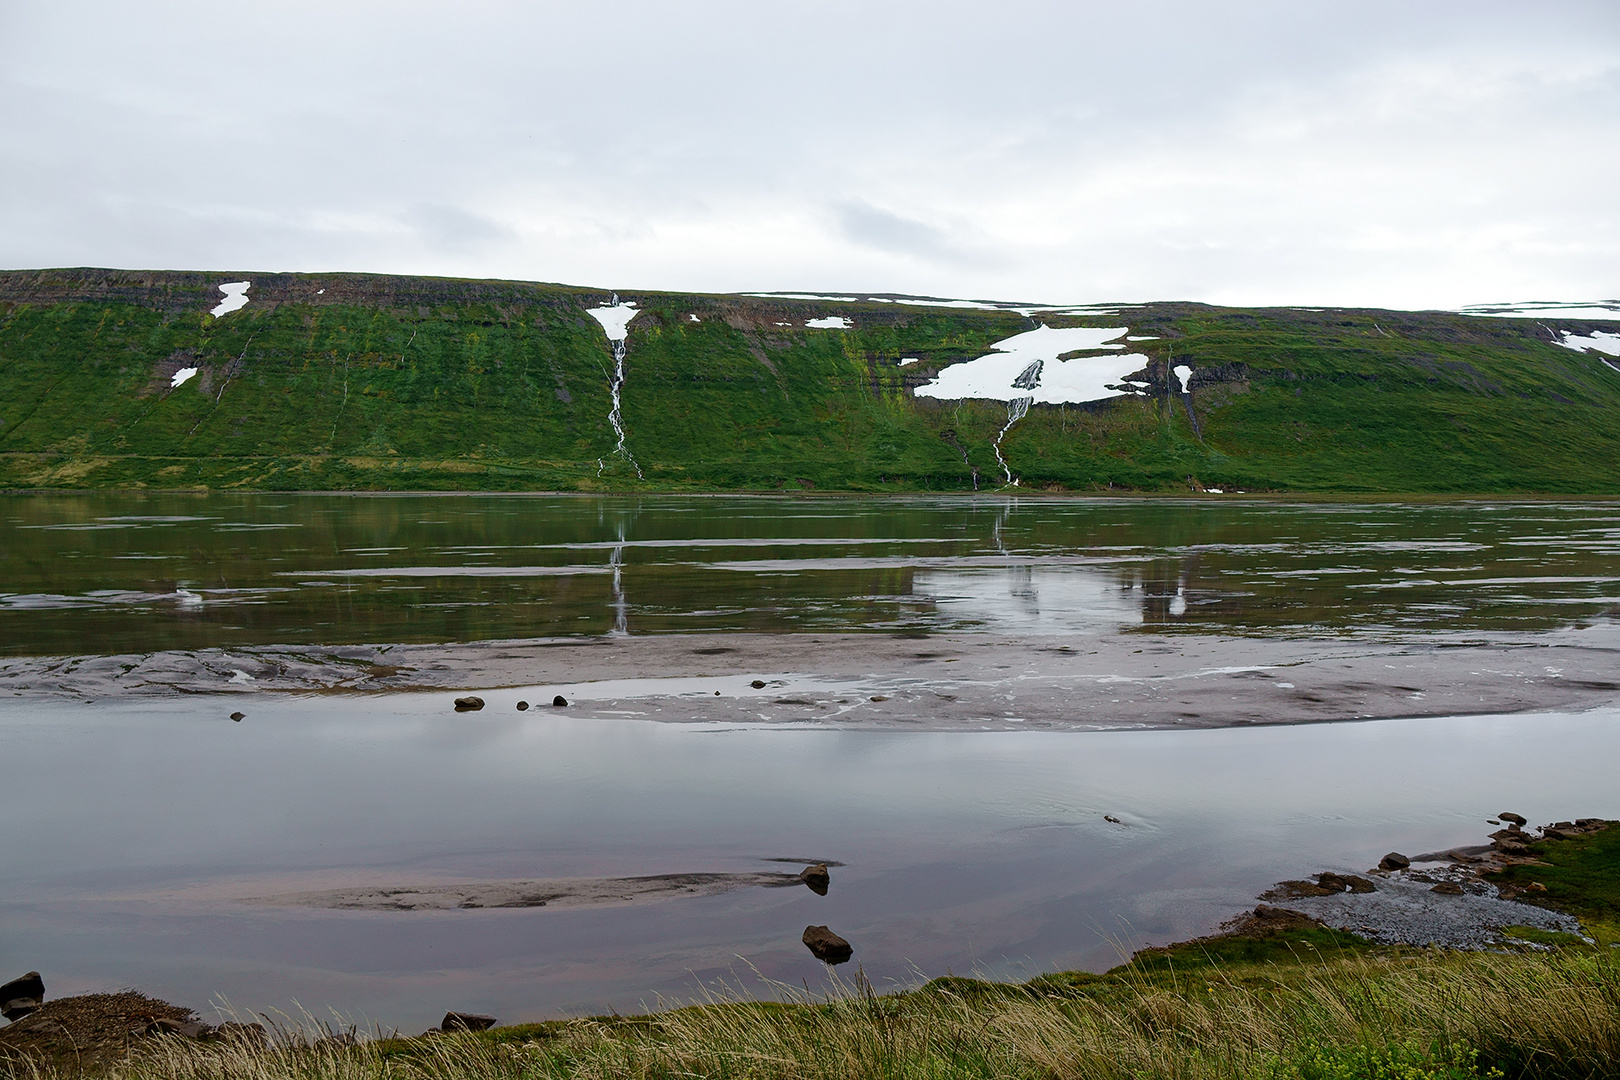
[805,316,852,329]
[1456,301,1620,320]
[1173,364,1194,392]
[1556,330,1620,358]
[898,357,921,366]
[170,367,199,389]
[210,281,250,317]
[587,299,638,341]
[915,325,1147,405]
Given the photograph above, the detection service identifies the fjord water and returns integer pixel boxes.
[2,493,1619,1029]
[4,493,1620,655]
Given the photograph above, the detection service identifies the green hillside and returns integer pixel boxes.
[1,268,1617,493]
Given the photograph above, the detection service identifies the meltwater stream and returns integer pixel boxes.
[586,295,643,479]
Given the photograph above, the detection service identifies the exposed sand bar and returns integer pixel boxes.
[4,623,1617,730]
[252,871,814,912]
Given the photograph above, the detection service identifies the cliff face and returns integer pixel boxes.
[1,268,1616,494]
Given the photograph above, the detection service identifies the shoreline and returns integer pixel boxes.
[4,625,1617,732]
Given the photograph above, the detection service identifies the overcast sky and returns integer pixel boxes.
[2,1,1616,308]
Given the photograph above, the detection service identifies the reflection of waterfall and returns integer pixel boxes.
[609,541,628,636]
[993,396,1032,487]
[586,294,643,479]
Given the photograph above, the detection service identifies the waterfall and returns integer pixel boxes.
[586,294,643,479]
[993,395,1033,487]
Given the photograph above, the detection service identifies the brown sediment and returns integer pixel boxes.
[249,870,813,912]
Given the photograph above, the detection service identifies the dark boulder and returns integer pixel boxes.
[441,1011,497,1033]
[229,712,245,722]
[516,701,529,711]
[1378,852,1410,871]
[802,925,853,964]
[1,971,44,1021]
[799,864,830,896]
[453,696,485,712]
[751,680,767,689]
[1496,841,1532,856]
[148,1018,211,1039]
[552,695,568,707]
[1499,812,1527,826]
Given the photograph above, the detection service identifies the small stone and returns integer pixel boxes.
[802,925,853,964]
[870,696,888,702]
[552,695,568,707]
[1431,882,1465,895]
[516,701,529,711]
[454,696,485,712]
[799,863,830,895]
[1317,872,1376,894]
[1499,812,1527,825]
[1526,882,1548,892]
[441,1011,497,1033]
[751,680,767,689]
[230,711,245,722]
[1378,852,1410,871]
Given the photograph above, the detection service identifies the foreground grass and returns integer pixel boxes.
[13,945,1618,1080]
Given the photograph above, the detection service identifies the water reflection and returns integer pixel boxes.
[2,494,1617,656]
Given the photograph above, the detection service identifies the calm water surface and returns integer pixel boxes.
[3,493,1618,655]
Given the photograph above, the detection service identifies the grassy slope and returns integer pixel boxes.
[2,270,1618,493]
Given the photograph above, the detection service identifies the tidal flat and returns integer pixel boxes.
[1,493,1617,1032]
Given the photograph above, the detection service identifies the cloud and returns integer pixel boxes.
[0,0,1616,307]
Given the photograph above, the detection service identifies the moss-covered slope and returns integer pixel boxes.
[2,268,1617,493]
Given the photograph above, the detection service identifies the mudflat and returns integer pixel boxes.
[5,622,1616,731]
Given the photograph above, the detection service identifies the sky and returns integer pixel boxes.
[1,0,1616,309]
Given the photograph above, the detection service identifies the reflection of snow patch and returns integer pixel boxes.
[914,567,1143,635]
[916,325,1148,404]
[898,357,921,366]
[210,281,251,317]
[1557,330,1620,357]
[1169,589,1187,617]
[1173,364,1193,392]
[805,316,852,329]
[170,367,199,389]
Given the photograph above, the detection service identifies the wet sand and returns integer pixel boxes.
[4,623,1617,731]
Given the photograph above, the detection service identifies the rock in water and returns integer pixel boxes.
[1499,812,1527,825]
[552,695,568,707]
[1317,872,1376,894]
[453,696,484,712]
[441,1011,497,1032]
[516,701,529,711]
[751,680,767,689]
[799,863,830,895]
[802,925,853,964]
[1379,852,1410,870]
[229,712,245,722]
[1,970,44,1021]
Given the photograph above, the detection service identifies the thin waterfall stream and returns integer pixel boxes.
[586,295,643,478]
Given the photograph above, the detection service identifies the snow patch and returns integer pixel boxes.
[1173,364,1193,392]
[915,325,1148,405]
[805,316,852,329]
[1457,301,1620,321]
[587,299,638,341]
[898,357,921,366]
[170,367,199,389]
[1557,330,1620,357]
[210,281,251,317]
[687,314,701,323]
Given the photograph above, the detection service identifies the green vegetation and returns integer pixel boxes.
[11,947,1618,1080]
[2,269,1618,493]
[1493,824,1620,941]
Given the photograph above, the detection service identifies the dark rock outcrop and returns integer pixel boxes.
[1379,852,1411,871]
[799,864,830,895]
[1498,812,1527,825]
[1,971,44,1021]
[802,925,853,964]
[441,1011,497,1033]
[1317,872,1377,894]
[552,695,568,707]
[453,696,484,711]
